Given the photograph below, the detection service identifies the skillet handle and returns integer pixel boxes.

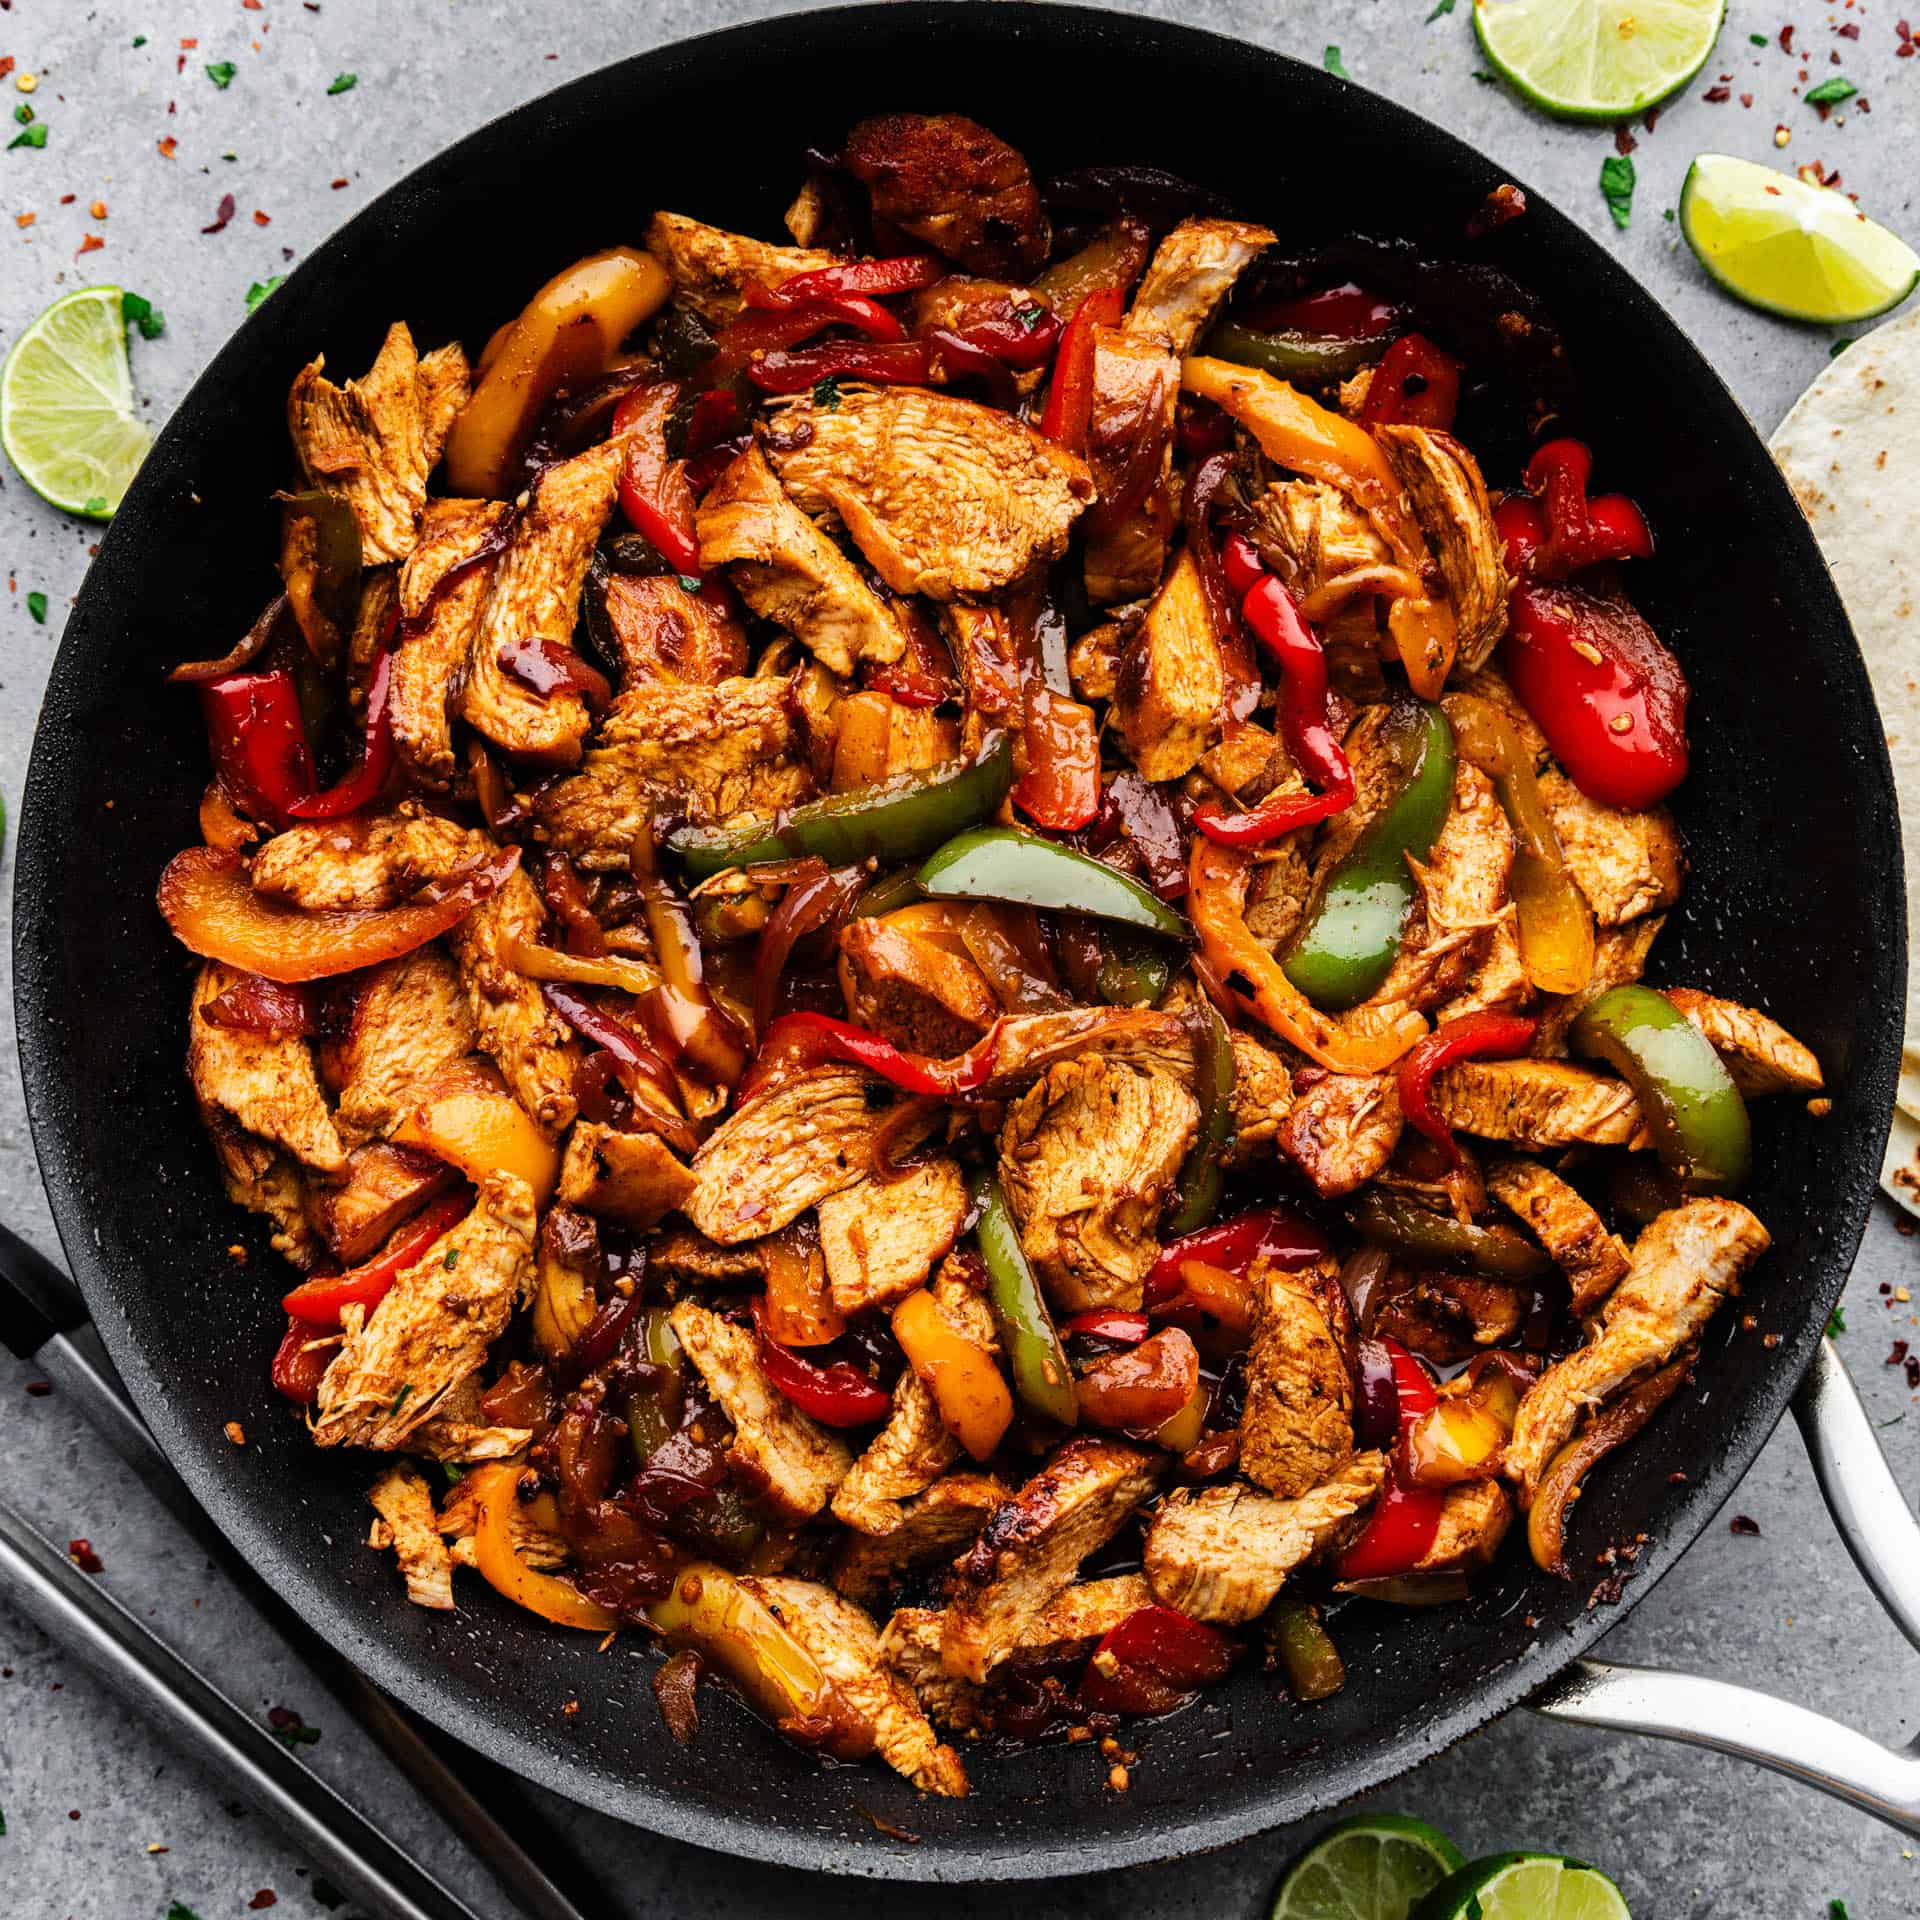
[1529,1339,1920,1836]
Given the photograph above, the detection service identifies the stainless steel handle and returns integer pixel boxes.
[1531,1337,1920,1837]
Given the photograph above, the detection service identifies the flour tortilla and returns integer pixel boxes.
[1769,306,1920,1211]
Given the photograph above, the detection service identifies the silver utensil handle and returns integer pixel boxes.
[1532,1337,1920,1836]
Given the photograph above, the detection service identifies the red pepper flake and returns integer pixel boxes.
[1909,1356,1920,1388]
[0,57,13,79]
[1899,21,1916,58]
[1837,21,1860,35]
[176,54,185,74]
[1728,1514,1762,1537]
[68,1538,103,1572]
[1465,182,1526,237]
[24,1378,50,1394]
[13,211,31,228]
[1642,105,1660,133]
[1740,92,1754,107]
[1780,24,1796,53]
[252,208,270,225]
[76,234,102,256]
[329,176,347,189]
[247,1895,277,1912]
[1613,124,1637,154]
[1702,84,1732,101]
[1887,1338,1909,1364]
[202,191,235,234]
[157,135,176,157]
[243,0,264,8]
[180,35,197,46]
[1857,96,1871,111]
[88,199,106,218]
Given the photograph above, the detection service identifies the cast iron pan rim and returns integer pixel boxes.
[12,0,1903,1880]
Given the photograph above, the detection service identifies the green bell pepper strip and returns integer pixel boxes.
[847,865,924,921]
[1570,984,1752,1193]
[918,826,1189,940]
[1348,1189,1551,1282]
[1096,929,1173,1008]
[1163,1003,1237,1238]
[624,1306,686,1463]
[1282,699,1457,1011]
[1201,317,1390,384]
[973,1174,1078,1428]
[670,731,1015,883]
[1267,1595,1346,1702]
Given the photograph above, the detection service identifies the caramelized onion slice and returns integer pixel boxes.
[157,844,520,983]
[1527,1352,1693,1577]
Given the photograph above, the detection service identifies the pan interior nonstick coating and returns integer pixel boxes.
[13,2,1901,1881]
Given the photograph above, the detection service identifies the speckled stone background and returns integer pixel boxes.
[0,2,1915,1915]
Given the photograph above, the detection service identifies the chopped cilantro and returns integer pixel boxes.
[82,496,107,516]
[811,375,843,412]
[205,60,237,89]
[8,122,46,150]
[122,290,164,339]
[1750,32,1768,45]
[1427,0,1456,17]
[1323,45,1350,79]
[14,104,31,123]
[389,1384,412,1415]
[312,1880,346,1911]
[26,591,47,623]
[676,574,704,593]
[0,1805,5,1833]
[1599,154,1636,230]
[133,35,148,48]
[1471,69,1498,84]
[271,1719,321,1749]
[1830,338,1856,358]
[1827,1305,1848,1336]
[1012,303,1047,333]
[244,276,284,313]
[1830,1902,1851,1920]
[1878,1412,1906,1429]
[440,1460,465,1485]
[442,1247,459,1270]
[1663,207,1676,222]
[327,73,357,96]
[167,1906,202,1920]
[1805,76,1857,108]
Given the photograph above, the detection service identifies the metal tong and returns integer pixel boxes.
[0,1219,599,1920]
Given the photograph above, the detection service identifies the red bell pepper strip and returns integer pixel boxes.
[618,464,703,577]
[741,1011,998,1105]
[1145,1204,1332,1309]
[270,1314,336,1405]
[1501,582,1689,810]
[1494,493,1546,573]
[286,645,397,820]
[949,310,1063,370]
[739,278,906,342]
[1517,438,1654,579]
[745,338,936,394]
[280,1193,473,1326]
[1194,565,1355,846]
[1060,1309,1151,1344]
[199,669,315,830]
[1011,681,1101,832]
[1397,1010,1539,1169]
[1336,1340,1447,1580]
[774,255,946,303]
[1241,282,1403,339]
[1358,332,1461,432]
[1220,532,1267,597]
[752,1298,892,1427]
[1077,1603,1236,1714]
[1039,286,1125,453]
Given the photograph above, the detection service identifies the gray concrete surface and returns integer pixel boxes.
[0,1,1915,1914]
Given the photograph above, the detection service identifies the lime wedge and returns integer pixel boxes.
[1412,1851,1631,1920]
[1681,154,1920,324]
[0,285,153,519]
[1473,0,1725,121]
[1272,1813,1467,1920]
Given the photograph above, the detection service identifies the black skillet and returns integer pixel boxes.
[12,0,1904,1883]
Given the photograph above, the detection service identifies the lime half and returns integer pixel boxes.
[1681,153,1920,324]
[1473,0,1726,121]
[1272,1813,1467,1920]
[1,285,153,519]
[1413,1851,1631,1920]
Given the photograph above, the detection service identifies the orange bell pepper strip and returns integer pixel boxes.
[1186,835,1427,1074]
[891,1287,1014,1462]
[1179,356,1458,696]
[466,1464,617,1632]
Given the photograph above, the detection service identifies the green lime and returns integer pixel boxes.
[1412,1851,1631,1920]
[1271,1813,1467,1920]
[1473,0,1725,121]
[0,285,153,520]
[1681,153,1920,324]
